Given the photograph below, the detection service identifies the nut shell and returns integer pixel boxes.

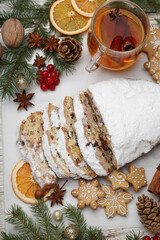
[2,18,24,48]
[0,43,3,59]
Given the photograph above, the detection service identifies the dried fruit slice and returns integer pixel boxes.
[11,159,54,204]
[71,0,107,17]
[49,0,91,35]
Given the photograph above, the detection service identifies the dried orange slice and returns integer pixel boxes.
[49,0,91,35]
[11,160,53,204]
[71,0,107,17]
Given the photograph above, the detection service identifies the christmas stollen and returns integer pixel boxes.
[87,78,160,169]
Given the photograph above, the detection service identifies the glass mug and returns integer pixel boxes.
[86,0,150,72]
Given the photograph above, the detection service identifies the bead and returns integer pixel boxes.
[52,210,63,221]
[15,73,29,90]
[63,225,79,240]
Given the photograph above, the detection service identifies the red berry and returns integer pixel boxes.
[41,83,48,91]
[45,76,54,85]
[153,236,160,240]
[48,84,56,91]
[41,70,49,78]
[54,77,60,85]
[50,71,58,79]
[142,236,151,240]
[47,64,54,72]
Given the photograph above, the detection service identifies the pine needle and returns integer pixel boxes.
[130,0,160,13]
[5,204,44,239]
[126,230,144,240]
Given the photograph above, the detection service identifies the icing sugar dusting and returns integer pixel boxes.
[88,78,160,168]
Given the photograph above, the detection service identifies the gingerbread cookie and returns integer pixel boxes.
[71,179,105,210]
[106,170,129,190]
[98,184,133,218]
[144,45,160,83]
[126,165,147,192]
[142,25,160,60]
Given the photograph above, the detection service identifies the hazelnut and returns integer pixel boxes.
[1,18,24,48]
[0,43,3,59]
[35,189,44,199]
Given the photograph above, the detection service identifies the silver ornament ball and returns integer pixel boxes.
[63,225,79,240]
[52,210,63,221]
[15,73,29,90]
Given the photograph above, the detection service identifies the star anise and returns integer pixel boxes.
[27,32,43,48]
[44,35,60,53]
[13,90,35,111]
[109,8,122,21]
[33,54,46,69]
[47,180,68,207]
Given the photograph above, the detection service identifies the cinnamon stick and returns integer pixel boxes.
[148,164,160,199]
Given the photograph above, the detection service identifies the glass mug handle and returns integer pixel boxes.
[85,48,105,73]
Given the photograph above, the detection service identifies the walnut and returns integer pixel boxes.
[1,18,24,48]
[0,43,3,59]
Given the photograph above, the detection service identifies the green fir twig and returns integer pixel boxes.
[130,0,160,13]
[126,230,144,240]
[0,202,106,240]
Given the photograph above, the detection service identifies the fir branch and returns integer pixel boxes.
[84,226,106,240]
[0,40,37,99]
[130,0,160,13]
[0,232,31,240]
[63,204,87,239]
[126,231,144,240]
[5,205,44,239]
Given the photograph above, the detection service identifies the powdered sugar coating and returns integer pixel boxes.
[51,108,60,128]
[88,78,160,169]
[42,133,68,178]
[58,100,66,127]
[42,104,50,132]
[74,96,107,176]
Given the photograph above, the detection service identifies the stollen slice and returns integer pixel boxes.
[74,96,110,176]
[59,96,97,179]
[17,112,56,189]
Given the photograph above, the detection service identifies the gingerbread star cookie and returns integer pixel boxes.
[106,170,129,190]
[71,179,105,210]
[142,25,160,60]
[126,165,147,192]
[144,45,160,83]
[98,184,133,218]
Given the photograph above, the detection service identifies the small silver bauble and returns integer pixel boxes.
[15,73,29,90]
[63,225,79,240]
[52,210,63,221]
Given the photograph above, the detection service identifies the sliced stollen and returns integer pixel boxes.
[42,103,71,178]
[88,78,160,168]
[60,96,97,179]
[17,112,56,190]
[74,96,111,176]
[42,103,82,179]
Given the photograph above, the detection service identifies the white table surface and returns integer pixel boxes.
[0,1,160,238]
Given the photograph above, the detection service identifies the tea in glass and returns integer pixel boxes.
[86,0,150,71]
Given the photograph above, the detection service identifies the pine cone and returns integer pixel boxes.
[136,194,160,234]
[58,37,82,62]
